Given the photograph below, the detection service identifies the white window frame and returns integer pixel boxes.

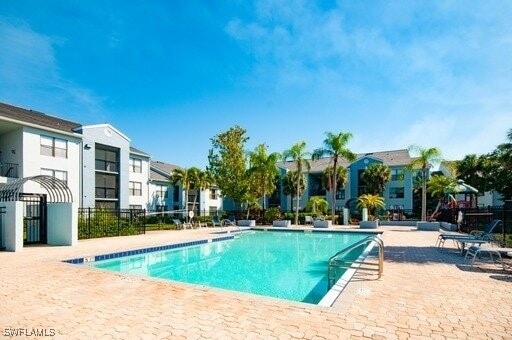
[129,181,142,196]
[129,157,142,173]
[40,135,68,158]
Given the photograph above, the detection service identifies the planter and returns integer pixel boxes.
[237,219,256,227]
[313,220,332,228]
[359,220,379,229]
[272,220,291,227]
[416,221,440,231]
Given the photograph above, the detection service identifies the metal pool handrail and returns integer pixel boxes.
[327,234,384,289]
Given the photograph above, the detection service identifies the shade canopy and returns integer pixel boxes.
[445,179,479,194]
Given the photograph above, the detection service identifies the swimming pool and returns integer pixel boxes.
[89,230,372,304]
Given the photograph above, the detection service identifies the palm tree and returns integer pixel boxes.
[282,141,311,226]
[305,196,328,216]
[169,167,201,221]
[322,166,348,194]
[356,194,385,220]
[282,170,306,211]
[427,174,456,219]
[312,132,356,223]
[362,163,391,195]
[407,145,443,221]
[191,169,214,214]
[247,144,281,210]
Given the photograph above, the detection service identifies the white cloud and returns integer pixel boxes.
[0,18,106,122]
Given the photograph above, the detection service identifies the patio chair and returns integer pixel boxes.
[436,219,502,252]
[305,216,314,226]
[211,215,222,227]
[465,244,512,270]
[173,219,193,230]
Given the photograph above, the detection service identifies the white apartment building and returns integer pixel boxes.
[0,103,81,251]
[0,102,222,251]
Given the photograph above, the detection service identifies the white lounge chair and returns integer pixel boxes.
[465,245,512,270]
[305,216,314,226]
[436,219,502,252]
[173,219,192,229]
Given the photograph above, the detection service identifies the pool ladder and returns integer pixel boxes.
[221,219,242,236]
[327,235,384,290]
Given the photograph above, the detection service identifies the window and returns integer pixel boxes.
[129,157,142,173]
[173,186,180,201]
[40,136,68,158]
[130,205,142,210]
[209,207,218,215]
[210,189,218,200]
[95,173,118,199]
[336,188,345,200]
[358,169,367,196]
[129,181,142,196]
[391,169,404,181]
[41,168,68,186]
[389,187,405,199]
[95,146,119,172]
[155,185,168,199]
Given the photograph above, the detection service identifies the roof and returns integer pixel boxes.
[130,146,151,158]
[78,123,131,142]
[278,149,412,172]
[150,160,182,181]
[0,102,81,134]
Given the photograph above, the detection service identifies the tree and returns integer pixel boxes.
[361,164,391,195]
[322,166,348,193]
[191,169,214,213]
[208,126,249,208]
[169,167,201,221]
[456,154,490,192]
[282,141,311,225]
[356,194,385,221]
[305,196,328,216]
[282,170,306,211]
[312,132,356,224]
[427,174,456,219]
[407,145,443,221]
[247,144,281,210]
[484,129,512,200]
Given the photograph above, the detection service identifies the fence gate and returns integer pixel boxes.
[20,194,47,244]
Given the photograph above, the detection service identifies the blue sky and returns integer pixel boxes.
[1,1,511,168]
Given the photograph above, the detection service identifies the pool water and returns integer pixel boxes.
[92,231,370,304]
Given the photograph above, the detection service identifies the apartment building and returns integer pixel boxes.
[0,103,82,250]
[0,102,222,250]
[276,149,415,213]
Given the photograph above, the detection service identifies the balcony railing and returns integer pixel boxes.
[0,162,19,178]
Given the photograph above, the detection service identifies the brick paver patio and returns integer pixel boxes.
[0,226,511,339]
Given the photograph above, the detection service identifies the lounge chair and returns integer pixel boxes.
[211,215,222,227]
[173,219,192,230]
[305,216,314,226]
[436,219,502,252]
[465,244,512,270]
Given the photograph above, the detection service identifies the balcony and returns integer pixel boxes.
[0,162,19,178]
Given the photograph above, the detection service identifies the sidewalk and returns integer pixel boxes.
[0,226,510,339]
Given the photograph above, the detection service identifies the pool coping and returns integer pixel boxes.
[63,234,236,264]
[317,236,381,307]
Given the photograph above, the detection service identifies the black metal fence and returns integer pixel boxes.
[436,204,512,244]
[78,208,146,239]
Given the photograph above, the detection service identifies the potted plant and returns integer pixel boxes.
[357,194,385,229]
